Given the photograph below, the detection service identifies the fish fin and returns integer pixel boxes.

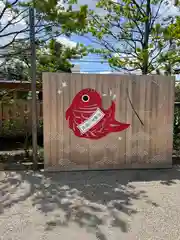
[110,101,115,112]
[109,120,130,132]
[65,107,71,120]
[106,101,115,117]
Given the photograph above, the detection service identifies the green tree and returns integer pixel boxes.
[164,13,180,75]
[85,0,179,75]
[175,83,180,102]
[0,39,87,80]
[0,0,87,58]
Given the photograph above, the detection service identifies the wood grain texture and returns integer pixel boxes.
[43,73,175,171]
[0,100,42,137]
[43,73,51,168]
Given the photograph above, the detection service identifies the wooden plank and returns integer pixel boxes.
[168,77,175,162]
[43,73,51,169]
[19,100,26,128]
[113,75,127,167]
[89,74,105,169]
[0,82,41,91]
[66,73,90,170]
[36,100,40,127]
[136,76,146,163]
[80,73,92,169]
[67,73,78,170]
[22,101,28,130]
[61,73,72,169]
[87,73,97,169]
[125,76,133,165]
[92,74,111,169]
[165,76,174,164]
[49,73,58,167]
[163,77,170,163]
[149,76,159,165]
[66,73,78,170]
[130,75,140,164]
[120,75,128,165]
[106,74,119,169]
[113,75,122,166]
[96,74,113,169]
[56,73,65,169]
[45,162,172,171]
[0,102,2,130]
[152,76,167,164]
[143,76,151,164]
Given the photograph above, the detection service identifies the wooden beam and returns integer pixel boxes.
[0,82,42,91]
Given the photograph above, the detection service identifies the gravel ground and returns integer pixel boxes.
[1,167,180,240]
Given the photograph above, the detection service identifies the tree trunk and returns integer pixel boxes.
[142,0,151,75]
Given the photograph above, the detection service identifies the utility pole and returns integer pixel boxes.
[29,7,38,169]
[174,0,178,6]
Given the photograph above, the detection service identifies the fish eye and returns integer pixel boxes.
[82,94,90,102]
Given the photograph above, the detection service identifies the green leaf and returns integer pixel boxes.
[85,0,179,74]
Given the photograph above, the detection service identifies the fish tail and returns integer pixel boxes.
[106,101,116,117]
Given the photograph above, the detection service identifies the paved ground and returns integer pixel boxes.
[1,167,180,240]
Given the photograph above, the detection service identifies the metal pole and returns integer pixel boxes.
[29,7,38,169]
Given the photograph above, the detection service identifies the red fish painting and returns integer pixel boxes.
[65,88,130,140]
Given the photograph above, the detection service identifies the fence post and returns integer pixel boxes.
[0,102,2,131]
[29,7,38,169]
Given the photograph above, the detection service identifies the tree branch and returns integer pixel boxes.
[0,25,29,38]
[0,4,8,20]
[0,9,28,34]
[91,14,142,54]
[0,30,64,58]
[131,0,146,16]
[148,44,168,68]
[150,0,164,30]
[0,0,19,20]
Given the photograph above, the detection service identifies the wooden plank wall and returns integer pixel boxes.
[43,73,175,171]
[0,100,43,136]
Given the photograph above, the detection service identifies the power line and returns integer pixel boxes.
[70,60,108,64]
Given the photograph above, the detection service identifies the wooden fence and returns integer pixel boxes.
[43,73,175,170]
[0,99,43,136]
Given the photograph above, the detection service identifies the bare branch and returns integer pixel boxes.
[148,43,168,67]
[0,25,29,38]
[150,0,164,30]
[106,52,141,72]
[131,0,146,16]
[0,4,8,20]
[0,30,63,58]
[0,9,28,34]
[105,18,143,43]
[91,14,143,54]
[129,4,144,42]
[0,0,19,19]
[112,65,141,72]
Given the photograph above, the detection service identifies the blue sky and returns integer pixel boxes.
[70,35,113,73]
[60,0,180,78]
[62,0,116,73]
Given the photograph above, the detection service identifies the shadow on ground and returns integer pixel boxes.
[0,136,43,151]
[0,168,180,239]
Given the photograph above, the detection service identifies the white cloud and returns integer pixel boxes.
[56,36,77,48]
[0,1,27,56]
[99,71,112,74]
